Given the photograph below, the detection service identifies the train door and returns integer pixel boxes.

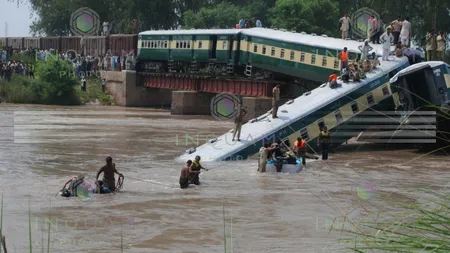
[211,35,218,59]
[239,35,249,64]
[227,36,233,60]
[234,35,241,63]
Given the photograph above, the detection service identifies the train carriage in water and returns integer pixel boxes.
[137,29,242,74]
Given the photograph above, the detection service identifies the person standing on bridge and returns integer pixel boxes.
[272,84,280,118]
[232,107,247,142]
[318,126,330,160]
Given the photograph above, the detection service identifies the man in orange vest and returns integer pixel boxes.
[328,71,338,89]
[338,47,349,71]
[294,137,307,166]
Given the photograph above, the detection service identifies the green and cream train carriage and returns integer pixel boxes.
[137,29,242,73]
[137,28,382,83]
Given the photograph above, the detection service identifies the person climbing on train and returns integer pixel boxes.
[179,160,193,188]
[189,156,208,185]
[232,107,247,142]
[328,71,338,89]
[294,137,307,166]
[318,126,330,160]
[96,156,124,192]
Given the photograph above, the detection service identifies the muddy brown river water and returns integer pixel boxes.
[0,104,449,253]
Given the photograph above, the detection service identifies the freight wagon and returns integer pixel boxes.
[0,35,138,59]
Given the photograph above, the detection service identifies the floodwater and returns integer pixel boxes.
[0,104,449,253]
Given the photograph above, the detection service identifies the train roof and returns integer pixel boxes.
[241,28,383,54]
[179,56,410,162]
[390,61,449,83]
[139,29,242,36]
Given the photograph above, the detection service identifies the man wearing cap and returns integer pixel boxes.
[96,156,123,192]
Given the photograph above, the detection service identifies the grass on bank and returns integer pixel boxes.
[339,190,450,252]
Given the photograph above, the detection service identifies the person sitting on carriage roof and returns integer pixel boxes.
[96,156,123,192]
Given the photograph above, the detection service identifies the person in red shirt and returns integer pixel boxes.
[328,71,338,88]
[294,137,307,165]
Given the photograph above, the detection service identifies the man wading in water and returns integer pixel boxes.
[96,156,123,192]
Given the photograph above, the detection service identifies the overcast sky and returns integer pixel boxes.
[0,1,33,37]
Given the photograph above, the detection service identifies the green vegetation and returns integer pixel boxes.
[0,59,114,105]
[10,0,450,48]
[340,190,450,252]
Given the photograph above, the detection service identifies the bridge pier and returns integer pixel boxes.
[101,71,172,107]
[171,91,216,115]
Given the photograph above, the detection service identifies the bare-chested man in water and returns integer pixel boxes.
[96,156,123,192]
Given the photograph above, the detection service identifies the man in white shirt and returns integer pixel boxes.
[436,31,446,61]
[339,14,351,40]
[380,27,394,61]
[399,17,411,47]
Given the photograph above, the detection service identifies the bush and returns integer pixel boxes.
[76,78,115,106]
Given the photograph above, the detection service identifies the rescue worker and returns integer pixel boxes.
[96,156,124,192]
[189,156,208,185]
[380,27,394,61]
[180,160,193,189]
[317,126,330,160]
[272,84,280,118]
[272,143,285,172]
[258,143,273,172]
[232,107,247,142]
[294,137,307,165]
[96,180,111,194]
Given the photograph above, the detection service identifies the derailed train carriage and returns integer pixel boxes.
[136,28,364,83]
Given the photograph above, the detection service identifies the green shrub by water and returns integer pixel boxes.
[340,190,450,252]
[0,58,114,106]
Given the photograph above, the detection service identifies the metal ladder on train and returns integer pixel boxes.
[168,60,174,72]
[226,62,234,74]
[190,61,198,72]
[245,64,252,77]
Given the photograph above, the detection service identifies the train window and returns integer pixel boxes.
[367,93,375,105]
[280,49,285,58]
[164,41,168,48]
[351,102,359,114]
[300,128,310,141]
[223,41,228,49]
[290,51,295,60]
[271,47,275,56]
[158,41,161,48]
[262,46,267,55]
[334,59,339,69]
[318,119,325,131]
[187,41,191,48]
[382,85,390,97]
[311,54,316,65]
[176,41,179,48]
[184,41,187,48]
[335,110,343,124]
[141,41,144,48]
[322,56,327,67]
[198,41,202,48]
[300,52,305,62]
[253,44,258,53]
